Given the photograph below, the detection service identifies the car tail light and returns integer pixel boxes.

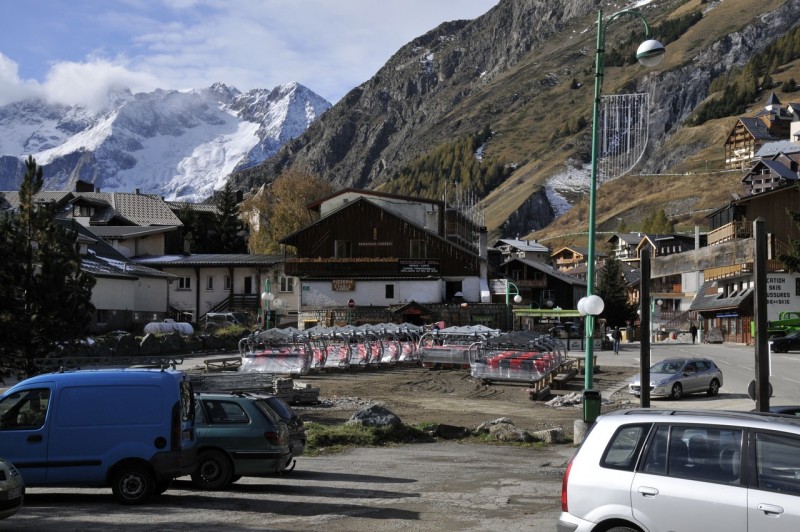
[561,456,574,512]
[264,431,283,446]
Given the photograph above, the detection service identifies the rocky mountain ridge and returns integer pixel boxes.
[231,0,800,240]
[0,81,331,202]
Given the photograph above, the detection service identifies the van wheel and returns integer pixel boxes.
[670,382,683,400]
[191,450,233,490]
[707,379,721,396]
[607,527,639,532]
[111,464,156,504]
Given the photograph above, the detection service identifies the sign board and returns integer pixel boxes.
[398,259,440,274]
[332,279,355,292]
[765,273,800,321]
[490,279,508,295]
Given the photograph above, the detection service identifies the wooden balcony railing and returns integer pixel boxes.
[707,221,751,247]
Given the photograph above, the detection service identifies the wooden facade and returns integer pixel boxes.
[282,197,481,279]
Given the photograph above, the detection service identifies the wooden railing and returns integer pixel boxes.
[707,221,751,246]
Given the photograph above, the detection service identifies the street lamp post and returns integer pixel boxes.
[505,280,522,331]
[651,297,663,342]
[261,278,283,330]
[583,9,664,421]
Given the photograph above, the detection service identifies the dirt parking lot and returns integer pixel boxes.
[8,362,637,530]
[291,363,636,436]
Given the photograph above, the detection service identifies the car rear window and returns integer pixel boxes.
[601,423,651,471]
[265,397,295,421]
[253,400,282,424]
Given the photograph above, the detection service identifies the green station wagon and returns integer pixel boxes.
[192,392,292,490]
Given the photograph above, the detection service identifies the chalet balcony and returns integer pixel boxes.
[707,221,751,247]
[285,257,440,277]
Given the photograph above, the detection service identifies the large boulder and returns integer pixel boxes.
[476,418,533,443]
[346,404,402,427]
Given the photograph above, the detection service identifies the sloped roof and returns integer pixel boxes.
[503,256,587,287]
[761,160,798,180]
[606,232,644,245]
[133,254,284,267]
[55,220,175,280]
[755,140,800,158]
[87,225,179,239]
[690,281,753,312]
[737,117,778,141]
[70,192,183,226]
[305,188,444,212]
[492,238,549,253]
[167,201,219,215]
[0,191,73,210]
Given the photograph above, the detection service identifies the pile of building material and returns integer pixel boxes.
[273,377,294,401]
[292,381,321,404]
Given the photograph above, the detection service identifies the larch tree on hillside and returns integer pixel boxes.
[244,169,335,254]
[0,156,96,377]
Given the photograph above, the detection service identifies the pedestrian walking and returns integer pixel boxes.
[690,323,698,344]
[611,327,621,355]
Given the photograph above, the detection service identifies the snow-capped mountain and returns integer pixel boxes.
[0,82,331,201]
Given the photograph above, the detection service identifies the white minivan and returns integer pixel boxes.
[0,368,196,504]
[558,409,800,532]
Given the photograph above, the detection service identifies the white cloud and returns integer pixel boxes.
[42,59,160,110]
[1,0,498,107]
[0,54,41,106]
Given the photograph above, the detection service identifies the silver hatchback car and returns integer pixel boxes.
[558,409,800,532]
[627,357,723,399]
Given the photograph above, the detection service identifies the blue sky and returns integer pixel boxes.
[0,0,499,109]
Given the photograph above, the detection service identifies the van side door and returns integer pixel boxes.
[0,387,53,483]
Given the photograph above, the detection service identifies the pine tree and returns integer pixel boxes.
[213,181,246,253]
[596,256,637,328]
[0,156,96,376]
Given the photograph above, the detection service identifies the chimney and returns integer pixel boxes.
[135,188,140,195]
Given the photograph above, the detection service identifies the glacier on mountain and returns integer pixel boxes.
[0,82,331,202]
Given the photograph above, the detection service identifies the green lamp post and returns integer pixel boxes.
[582,9,664,422]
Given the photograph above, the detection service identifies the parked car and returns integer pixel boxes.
[260,395,306,458]
[192,392,292,490]
[0,457,24,520]
[627,357,723,399]
[558,409,800,532]
[770,331,800,353]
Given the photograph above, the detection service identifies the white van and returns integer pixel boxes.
[0,368,196,504]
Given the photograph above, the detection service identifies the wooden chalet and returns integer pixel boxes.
[280,194,487,327]
[724,93,796,170]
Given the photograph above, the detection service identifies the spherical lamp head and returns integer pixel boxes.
[577,297,588,316]
[636,39,665,67]
[513,294,522,304]
[584,294,605,316]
